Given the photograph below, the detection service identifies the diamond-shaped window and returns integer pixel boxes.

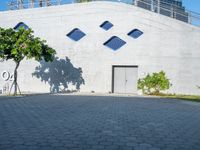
[100,21,113,31]
[14,22,29,30]
[103,36,126,51]
[66,28,86,41]
[128,29,143,39]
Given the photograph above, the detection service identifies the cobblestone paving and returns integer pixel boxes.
[0,95,200,150]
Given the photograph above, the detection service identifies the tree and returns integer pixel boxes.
[0,27,56,95]
[138,71,172,95]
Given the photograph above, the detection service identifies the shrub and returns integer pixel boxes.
[138,71,172,95]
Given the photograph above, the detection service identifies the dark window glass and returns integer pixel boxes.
[103,36,126,51]
[67,28,86,41]
[100,21,113,31]
[128,29,143,39]
[14,22,29,30]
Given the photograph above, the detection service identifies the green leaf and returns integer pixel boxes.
[138,71,172,95]
[0,26,56,94]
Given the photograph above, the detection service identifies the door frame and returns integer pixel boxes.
[111,65,138,93]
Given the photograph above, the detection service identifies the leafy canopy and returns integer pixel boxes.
[0,27,56,63]
[138,71,172,95]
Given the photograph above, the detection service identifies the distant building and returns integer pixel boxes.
[134,0,188,22]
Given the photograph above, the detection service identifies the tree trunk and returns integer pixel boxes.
[14,61,20,95]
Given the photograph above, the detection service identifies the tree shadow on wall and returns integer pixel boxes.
[32,57,85,93]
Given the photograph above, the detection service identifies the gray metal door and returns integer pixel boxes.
[113,66,138,94]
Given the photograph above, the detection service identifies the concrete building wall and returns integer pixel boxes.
[0,2,200,94]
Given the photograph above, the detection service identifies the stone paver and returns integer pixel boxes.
[0,94,200,150]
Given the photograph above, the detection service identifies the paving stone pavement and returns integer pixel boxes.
[0,94,200,150]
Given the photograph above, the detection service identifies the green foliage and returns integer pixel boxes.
[0,27,56,95]
[138,71,172,95]
[0,27,56,63]
[159,94,200,102]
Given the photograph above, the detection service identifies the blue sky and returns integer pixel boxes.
[182,0,200,13]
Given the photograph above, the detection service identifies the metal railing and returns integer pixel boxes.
[134,0,200,26]
[7,0,63,10]
[6,0,200,27]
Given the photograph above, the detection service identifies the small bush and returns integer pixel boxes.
[138,71,172,95]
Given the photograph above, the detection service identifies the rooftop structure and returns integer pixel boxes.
[134,0,188,22]
[6,0,200,27]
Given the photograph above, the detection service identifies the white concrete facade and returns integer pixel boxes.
[0,2,200,94]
